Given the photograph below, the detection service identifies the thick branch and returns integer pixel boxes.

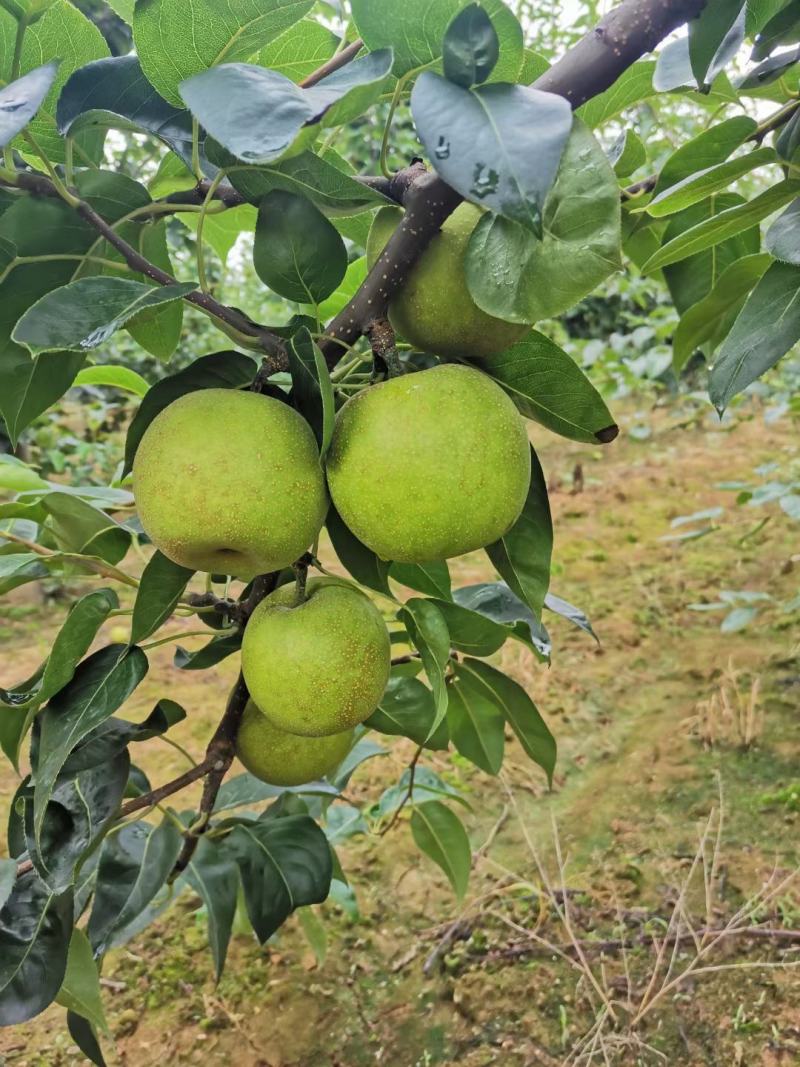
[320,0,708,365]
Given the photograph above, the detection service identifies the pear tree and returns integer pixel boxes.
[2,0,800,1055]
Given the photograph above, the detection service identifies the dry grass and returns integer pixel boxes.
[684,659,764,750]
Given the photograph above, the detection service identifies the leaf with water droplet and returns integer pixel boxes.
[0,62,60,148]
[12,277,196,356]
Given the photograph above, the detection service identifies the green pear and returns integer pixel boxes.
[242,577,391,736]
[235,700,353,786]
[366,203,529,359]
[327,364,530,563]
[133,389,327,579]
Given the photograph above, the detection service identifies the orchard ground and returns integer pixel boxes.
[1,395,798,1067]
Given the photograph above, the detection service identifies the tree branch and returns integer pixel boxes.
[298,37,364,88]
[320,0,709,366]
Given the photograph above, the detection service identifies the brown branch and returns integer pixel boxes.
[380,744,424,835]
[320,0,709,367]
[2,170,288,373]
[298,37,364,88]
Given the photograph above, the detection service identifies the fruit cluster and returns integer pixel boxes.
[132,217,533,786]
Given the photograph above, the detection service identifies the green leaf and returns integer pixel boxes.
[0,588,119,767]
[0,871,73,1025]
[457,658,556,783]
[465,119,621,322]
[39,492,129,564]
[659,194,761,314]
[184,837,239,981]
[297,906,327,963]
[123,350,257,474]
[254,18,337,81]
[475,333,618,444]
[180,50,393,163]
[287,326,335,457]
[56,55,196,166]
[765,196,800,261]
[673,252,772,370]
[485,447,552,619]
[60,698,186,775]
[174,632,242,670]
[33,645,148,845]
[66,1012,107,1067]
[427,598,511,657]
[88,816,182,953]
[313,255,368,320]
[254,190,347,303]
[446,669,505,774]
[0,61,58,146]
[652,115,758,198]
[411,72,572,231]
[350,0,523,80]
[738,44,800,89]
[133,0,314,106]
[709,260,800,410]
[443,2,499,88]
[13,277,195,356]
[410,801,470,900]
[577,61,656,128]
[121,223,185,361]
[689,1,746,88]
[73,364,149,397]
[545,591,598,642]
[224,814,332,942]
[0,860,15,912]
[130,551,194,644]
[3,0,110,162]
[326,505,392,596]
[610,129,647,179]
[56,929,107,1034]
[390,560,452,600]
[453,581,551,659]
[397,598,451,735]
[365,675,449,750]
[221,148,390,214]
[752,0,800,58]
[178,204,257,265]
[643,180,800,272]
[645,147,775,218]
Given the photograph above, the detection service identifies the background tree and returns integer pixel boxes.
[1,0,800,1060]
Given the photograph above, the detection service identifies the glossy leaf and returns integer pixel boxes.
[0,61,59,147]
[224,814,332,942]
[56,54,197,165]
[390,560,452,600]
[130,551,194,645]
[453,581,551,659]
[123,350,257,474]
[610,128,647,178]
[326,506,392,596]
[765,196,800,261]
[0,872,72,1025]
[33,645,148,844]
[652,114,757,198]
[544,592,598,642]
[25,752,130,892]
[486,447,552,619]
[425,597,509,657]
[442,3,499,87]
[411,72,571,231]
[673,253,772,369]
[184,837,239,981]
[254,18,337,81]
[60,698,186,775]
[365,675,449,750]
[0,861,15,912]
[646,147,774,217]
[398,598,451,733]
[66,1012,107,1067]
[180,50,392,163]
[254,190,347,303]
[752,0,800,59]
[578,61,656,127]
[465,120,621,322]
[13,277,195,356]
[457,658,556,783]
[174,632,242,670]
[134,0,314,106]
[350,0,523,80]
[41,492,129,564]
[55,928,108,1034]
[410,801,470,901]
[446,669,505,774]
[475,333,618,443]
[88,816,182,953]
[709,261,800,411]
[643,180,800,272]
[689,1,747,87]
[288,326,335,456]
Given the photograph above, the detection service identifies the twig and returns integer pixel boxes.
[380,744,424,835]
[298,38,364,88]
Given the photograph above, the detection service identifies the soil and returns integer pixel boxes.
[1,395,798,1067]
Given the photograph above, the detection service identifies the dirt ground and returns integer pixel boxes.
[1,393,799,1066]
